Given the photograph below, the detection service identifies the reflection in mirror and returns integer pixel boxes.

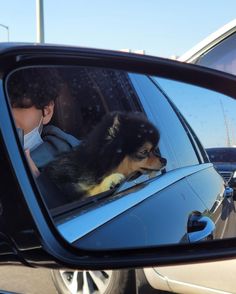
[6,66,236,251]
[156,77,236,149]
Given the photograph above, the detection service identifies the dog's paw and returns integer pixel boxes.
[88,173,125,196]
[102,173,125,190]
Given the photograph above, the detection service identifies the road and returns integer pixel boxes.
[0,266,57,294]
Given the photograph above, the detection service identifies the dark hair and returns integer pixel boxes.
[7,67,63,109]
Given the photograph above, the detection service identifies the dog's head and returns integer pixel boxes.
[123,141,167,178]
[90,111,166,179]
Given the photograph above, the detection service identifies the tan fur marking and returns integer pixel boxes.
[88,173,125,196]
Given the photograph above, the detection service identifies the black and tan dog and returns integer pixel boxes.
[43,112,166,199]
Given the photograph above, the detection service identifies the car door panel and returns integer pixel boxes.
[151,166,236,294]
[72,167,211,250]
[186,167,236,240]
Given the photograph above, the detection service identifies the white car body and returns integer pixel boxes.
[179,19,236,64]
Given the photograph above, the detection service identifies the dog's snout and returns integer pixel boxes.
[160,157,167,167]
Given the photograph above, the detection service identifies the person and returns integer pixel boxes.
[7,67,80,176]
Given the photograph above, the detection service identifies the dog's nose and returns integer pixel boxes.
[160,157,167,167]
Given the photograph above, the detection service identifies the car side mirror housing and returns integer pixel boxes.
[1,44,236,270]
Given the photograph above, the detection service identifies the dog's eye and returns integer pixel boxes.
[135,149,150,159]
[140,150,149,156]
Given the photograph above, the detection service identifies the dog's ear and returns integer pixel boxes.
[107,114,120,140]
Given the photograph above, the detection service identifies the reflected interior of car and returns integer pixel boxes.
[5,65,236,252]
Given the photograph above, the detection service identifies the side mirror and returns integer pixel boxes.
[1,44,236,269]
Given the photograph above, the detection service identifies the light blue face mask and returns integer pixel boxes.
[24,117,43,151]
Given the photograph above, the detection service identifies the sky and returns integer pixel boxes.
[1,0,236,58]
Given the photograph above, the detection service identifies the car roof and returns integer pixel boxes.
[178,19,236,63]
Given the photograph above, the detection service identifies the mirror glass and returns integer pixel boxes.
[6,66,236,251]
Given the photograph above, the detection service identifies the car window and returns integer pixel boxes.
[195,32,236,75]
[6,66,169,209]
[51,67,143,139]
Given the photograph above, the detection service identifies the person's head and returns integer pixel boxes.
[7,67,62,135]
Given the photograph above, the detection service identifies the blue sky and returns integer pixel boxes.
[1,0,236,57]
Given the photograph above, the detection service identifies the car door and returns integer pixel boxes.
[136,73,236,236]
[143,74,236,293]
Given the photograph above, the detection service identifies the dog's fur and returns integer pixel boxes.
[43,112,166,200]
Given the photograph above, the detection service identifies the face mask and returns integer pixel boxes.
[24,117,43,151]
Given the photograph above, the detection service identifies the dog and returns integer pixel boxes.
[43,111,167,200]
